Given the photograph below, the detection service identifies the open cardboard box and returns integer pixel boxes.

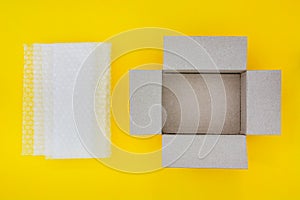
[130,36,281,169]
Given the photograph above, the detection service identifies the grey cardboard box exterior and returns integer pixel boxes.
[129,70,162,135]
[163,36,247,71]
[162,134,247,169]
[129,36,281,168]
[244,70,281,135]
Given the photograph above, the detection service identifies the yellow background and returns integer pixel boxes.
[1,0,300,199]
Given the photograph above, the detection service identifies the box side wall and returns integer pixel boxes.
[240,72,247,134]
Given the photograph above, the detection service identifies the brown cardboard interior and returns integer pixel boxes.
[162,71,242,135]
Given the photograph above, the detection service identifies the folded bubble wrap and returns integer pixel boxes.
[22,43,111,159]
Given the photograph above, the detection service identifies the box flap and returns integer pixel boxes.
[245,70,281,135]
[163,36,247,71]
[130,70,162,135]
[162,134,248,169]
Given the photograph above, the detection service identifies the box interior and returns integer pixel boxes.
[162,71,245,135]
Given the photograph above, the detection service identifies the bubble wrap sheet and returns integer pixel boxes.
[22,43,111,159]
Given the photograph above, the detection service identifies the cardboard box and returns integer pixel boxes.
[129,36,281,168]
